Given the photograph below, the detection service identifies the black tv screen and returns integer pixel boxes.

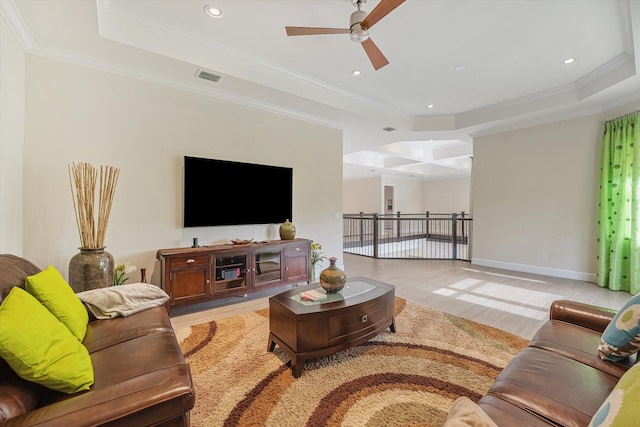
[183,156,293,227]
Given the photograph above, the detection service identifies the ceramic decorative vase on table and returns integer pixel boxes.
[320,257,347,294]
[279,219,296,240]
[68,247,115,292]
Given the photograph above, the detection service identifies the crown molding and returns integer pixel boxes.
[0,0,34,51]
[7,0,640,143]
[95,0,413,129]
[412,53,637,135]
[25,42,354,130]
[456,53,636,131]
[413,0,638,136]
[576,53,635,100]
[1,0,356,130]
[465,89,640,139]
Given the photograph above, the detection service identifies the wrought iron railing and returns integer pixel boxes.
[343,212,472,260]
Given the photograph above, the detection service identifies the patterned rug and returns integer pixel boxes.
[176,298,529,426]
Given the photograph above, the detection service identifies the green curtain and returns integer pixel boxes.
[597,113,640,294]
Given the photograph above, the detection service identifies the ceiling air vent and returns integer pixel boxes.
[382,126,396,132]
[197,70,221,83]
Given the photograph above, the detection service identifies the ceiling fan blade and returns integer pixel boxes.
[361,0,405,29]
[286,27,350,36]
[361,38,389,70]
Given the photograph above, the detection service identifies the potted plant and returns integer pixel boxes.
[68,162,120,292]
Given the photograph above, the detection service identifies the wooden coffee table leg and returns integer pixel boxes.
[291,355,304,378]
[267,333,303,377]
[267,333,276,352]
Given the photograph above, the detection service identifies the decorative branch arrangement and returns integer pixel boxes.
[68,162,120,249]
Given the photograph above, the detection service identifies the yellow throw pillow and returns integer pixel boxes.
[0,287,94,394]
[25,265,88,341]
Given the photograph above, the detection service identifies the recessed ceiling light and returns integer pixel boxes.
[350,69,363,77]
[427,104,435,109]
[204,5,223,18]
[563,58,576,65]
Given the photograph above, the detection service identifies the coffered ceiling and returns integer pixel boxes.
[4,0,640,180]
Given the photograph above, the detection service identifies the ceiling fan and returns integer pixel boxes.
[285,0,405,71]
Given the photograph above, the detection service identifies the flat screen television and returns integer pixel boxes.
[183,156,293,227]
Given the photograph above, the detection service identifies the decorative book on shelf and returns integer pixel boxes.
[299,289,327,301]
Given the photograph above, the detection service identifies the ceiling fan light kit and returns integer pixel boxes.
[350,29,369,43]
[349,9,369,43]
[285,0,405,71]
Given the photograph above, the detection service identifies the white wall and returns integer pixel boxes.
[472,114,602,280]
[382,176,423,214]
[343,175,468,215]
[20,56,344,282]
[343,177,382,214]
[0,16,25,255]
[422,177,470,213]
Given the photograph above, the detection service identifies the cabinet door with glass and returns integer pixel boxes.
[213,251,248,296]
[252,248,283,289]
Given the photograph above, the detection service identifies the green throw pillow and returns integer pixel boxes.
[0,287,94,394]
[589,363,640,426]
[598,294,640,361]
[25,265,88,341]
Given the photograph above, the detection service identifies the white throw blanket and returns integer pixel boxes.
[77,283,170,319]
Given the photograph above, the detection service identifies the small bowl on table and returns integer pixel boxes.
[230,239,254,245]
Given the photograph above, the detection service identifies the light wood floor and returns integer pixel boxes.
[170,253,633,339]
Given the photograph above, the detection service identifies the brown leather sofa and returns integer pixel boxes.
[477,299,635,426]
[0,254,195,426]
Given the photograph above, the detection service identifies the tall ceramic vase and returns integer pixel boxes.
[68,247,114,292]
[320,257,347,294]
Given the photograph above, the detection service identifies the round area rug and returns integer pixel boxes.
[177,298,528,427]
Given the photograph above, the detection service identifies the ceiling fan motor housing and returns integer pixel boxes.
[350,9,369,42]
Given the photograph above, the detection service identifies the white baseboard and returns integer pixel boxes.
[471,258,596,282]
